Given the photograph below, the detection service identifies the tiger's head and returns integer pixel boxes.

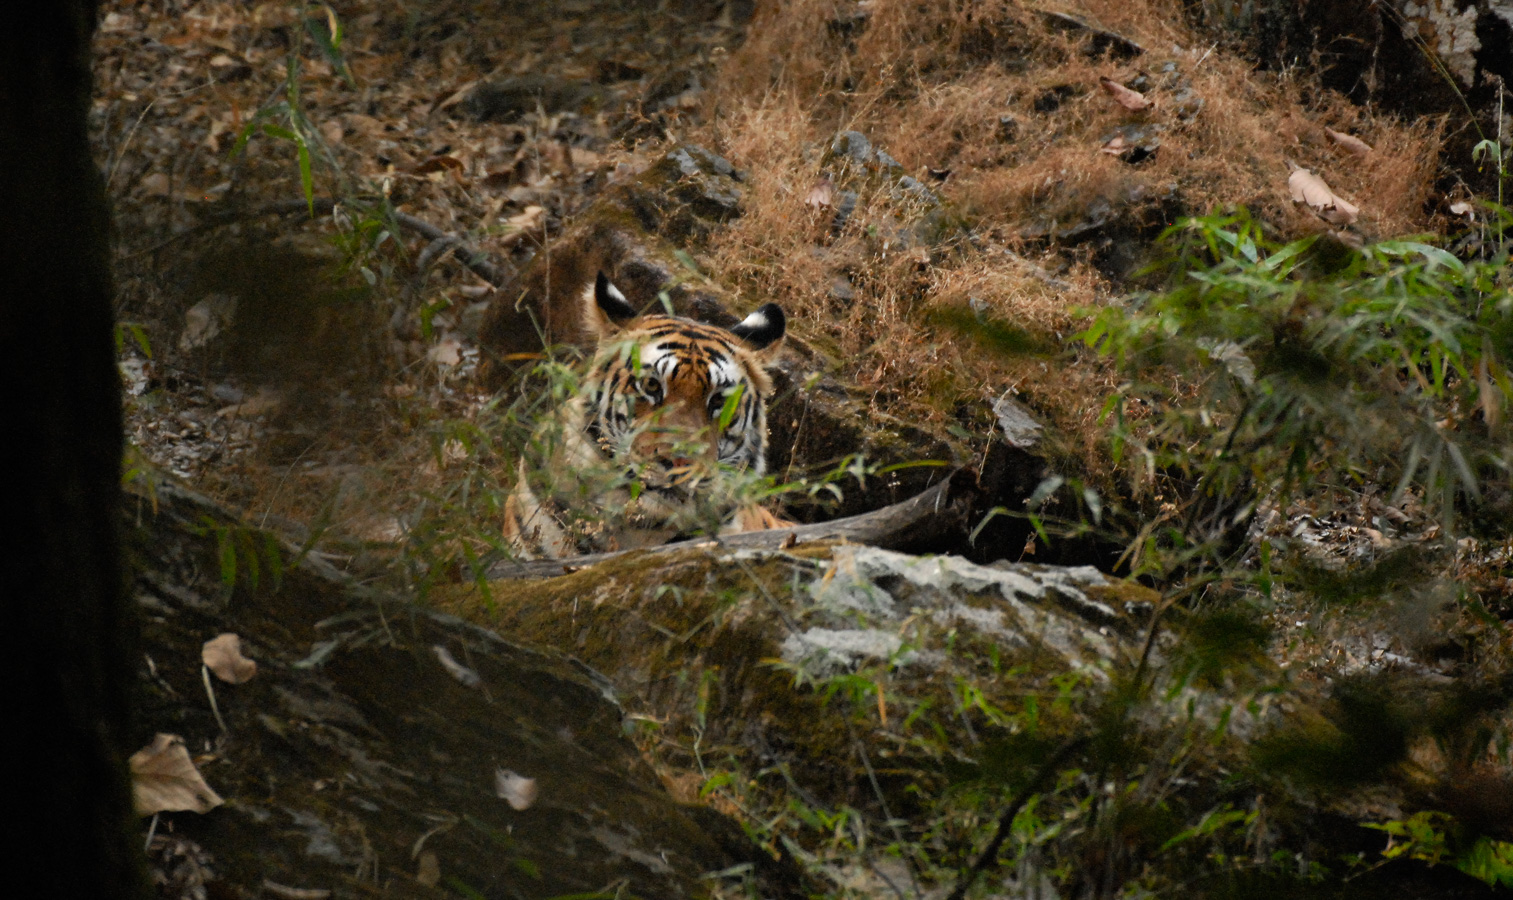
[580,272,786,486]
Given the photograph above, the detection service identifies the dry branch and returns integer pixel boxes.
[487,467,983,580]
[388,208,512,287]
[163,196,514,287]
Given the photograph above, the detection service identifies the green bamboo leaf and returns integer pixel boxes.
[1257,235,1315,273]
[717,383,745,430]
[304,7,355,87]
[296,141,314,215]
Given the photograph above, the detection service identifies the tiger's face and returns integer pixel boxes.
[581,273,785,487]
[503,272,788,558]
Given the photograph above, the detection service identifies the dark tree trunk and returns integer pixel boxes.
[1198,0,1513,189]
[0,2,145,897]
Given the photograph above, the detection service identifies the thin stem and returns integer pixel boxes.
[944,736,1089,900]
[201,664,229,735]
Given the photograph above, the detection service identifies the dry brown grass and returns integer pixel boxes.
[695,0,1444,478]
[106,0,1452,556]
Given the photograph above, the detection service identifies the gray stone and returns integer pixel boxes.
[992,392,1044,449]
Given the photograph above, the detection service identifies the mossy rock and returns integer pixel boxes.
[435,543,1158,807]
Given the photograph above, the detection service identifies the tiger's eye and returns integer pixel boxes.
[638,375,663,400]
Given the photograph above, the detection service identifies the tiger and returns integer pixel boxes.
[503,272,788,559]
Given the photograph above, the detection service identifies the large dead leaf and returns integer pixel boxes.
[498,205,546,249]
[570,147,602,171]
[416,851,441,887]
[139,172,172,197]
[1099,77,1151,111]
[100,11,136,32]
[130,733,224,816]
[202,633,257,684]
[430,79,479,116]
[428,337,463,368]
[1287,165,1360,225]
[213,386,282,420]
[1480,338,1502,431]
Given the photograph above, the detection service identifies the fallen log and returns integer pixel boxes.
[487,466,982,580]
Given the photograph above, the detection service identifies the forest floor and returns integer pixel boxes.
[97,0,743,553]
[94,0,1485,671]
[95,0,1513,895]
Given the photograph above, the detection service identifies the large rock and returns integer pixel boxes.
[438,542,1158,806]
[129,480,1505,898]
[128,482,797,898]
[438,539,1513,898]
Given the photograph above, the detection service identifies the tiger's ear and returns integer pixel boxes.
[729,303,786,357]
[583,271,638,339]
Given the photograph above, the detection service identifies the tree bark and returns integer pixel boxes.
[0,2,145,897]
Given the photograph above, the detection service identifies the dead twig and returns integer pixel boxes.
[389,207,512,287]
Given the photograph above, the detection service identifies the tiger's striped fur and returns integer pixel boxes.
[503,273,786,559]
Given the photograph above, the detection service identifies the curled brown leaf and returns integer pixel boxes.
[805,175,836,210]
[495,768,539,810]
[1098,76,1151,111]
[1324,127,1373,157]
[1287,165,1360,225]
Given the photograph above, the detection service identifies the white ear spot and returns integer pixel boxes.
[604,279,627,305]
[594,271,638,322]
[729,303,786,350]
